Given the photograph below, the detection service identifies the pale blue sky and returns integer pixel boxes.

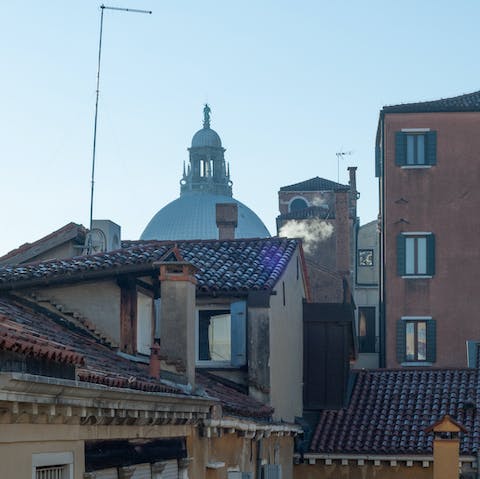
[1,1,478,255]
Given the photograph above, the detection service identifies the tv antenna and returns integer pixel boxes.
[336,150,353,183]
[87,4,152,252]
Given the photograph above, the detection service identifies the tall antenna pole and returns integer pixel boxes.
[88,4,152,240]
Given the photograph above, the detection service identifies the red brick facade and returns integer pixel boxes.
[380,107,480,368]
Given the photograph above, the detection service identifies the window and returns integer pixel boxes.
[196,301,246,367]
[358,307,376,353]
[395,130,436,167]
[358,249,374,267]
[397,233,435,277]
[33,452,73,479]
[289,197,308,212]
[397,317,436,364]
[36,466,68,479]
[137,292,153,355]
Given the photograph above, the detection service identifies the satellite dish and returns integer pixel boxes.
[86,228,107,253]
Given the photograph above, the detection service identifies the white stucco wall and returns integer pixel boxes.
[40,281,121,344]
[268,247,306,422]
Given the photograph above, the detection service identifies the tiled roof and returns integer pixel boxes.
[0,296,180,394]
[0,238,299,294]
[0,222,86,265]
[311,369,479,456]
[280,177,349,192]
[197,372,274,419]
[0,296,275,419]
[382,90,480,114]
[0,315,84,366]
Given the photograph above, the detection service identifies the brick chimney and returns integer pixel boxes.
[216,203,238,240]
[156,261,197,388]
[335,189,350,278]
[348,166,358,212]
[149,341,161,379]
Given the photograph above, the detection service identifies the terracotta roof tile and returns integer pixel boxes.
[196,372,273,419]
[311,369,478,456]
[0,297,275,419]
[0,297,179,394]
[0,238,299,294]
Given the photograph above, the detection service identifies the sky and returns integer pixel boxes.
[1,1,479,256]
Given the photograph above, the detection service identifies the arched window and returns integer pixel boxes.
[289,198,308,212]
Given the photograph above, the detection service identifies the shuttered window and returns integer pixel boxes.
[395,131,437,166]
[397,233,435,277]
[160,460,179,479]
[197,300,247,367]
[397,318,436,364]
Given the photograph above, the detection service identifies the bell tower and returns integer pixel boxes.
[180,104,232,197]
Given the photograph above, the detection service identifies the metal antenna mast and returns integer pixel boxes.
[88,4,152,243]
[336,150,353,183]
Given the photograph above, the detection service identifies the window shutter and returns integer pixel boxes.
[427,234,435,276]
[397,234,406,276]
[426,320,436,363]
[375,145,382,177]
[231,300,247,367]
[395,132,406,166]
[396,320,406,364]
[426,131,437,165]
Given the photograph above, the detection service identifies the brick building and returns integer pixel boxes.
[376,90,480,368]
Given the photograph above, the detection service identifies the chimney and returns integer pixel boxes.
[156,261,197,388]
[335,189,350,278]
[149,340,161,379]
[216,203,238,240]
[426,415,466,479]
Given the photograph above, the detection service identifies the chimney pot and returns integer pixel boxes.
[149,340,161,379]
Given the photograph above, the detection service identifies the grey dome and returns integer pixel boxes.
[141,192,270,240]
[191,127,222,148]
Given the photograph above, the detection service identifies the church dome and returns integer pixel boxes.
[191,127,222,148]
[141,104,270,241]
[141,193,270,240]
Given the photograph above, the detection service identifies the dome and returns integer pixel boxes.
[141,193,270,240]
[191,127,222,148]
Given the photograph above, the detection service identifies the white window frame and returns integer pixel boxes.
[288,196,309,212]
[401,232,433,279]
[401,316,433,366]
[400,128,432,169]
[32,452,73,479]
[195,305,234,368]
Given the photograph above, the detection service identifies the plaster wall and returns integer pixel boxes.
[269,248,305,422]
[31,241,81,263]
[383,112,480,367]
[0,421,193,478]
[0,440,84,479]
[39,281,121,344]
[188,429,294,479]
[356,220,378,286]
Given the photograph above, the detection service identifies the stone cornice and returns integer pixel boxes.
[0,372,212,426]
